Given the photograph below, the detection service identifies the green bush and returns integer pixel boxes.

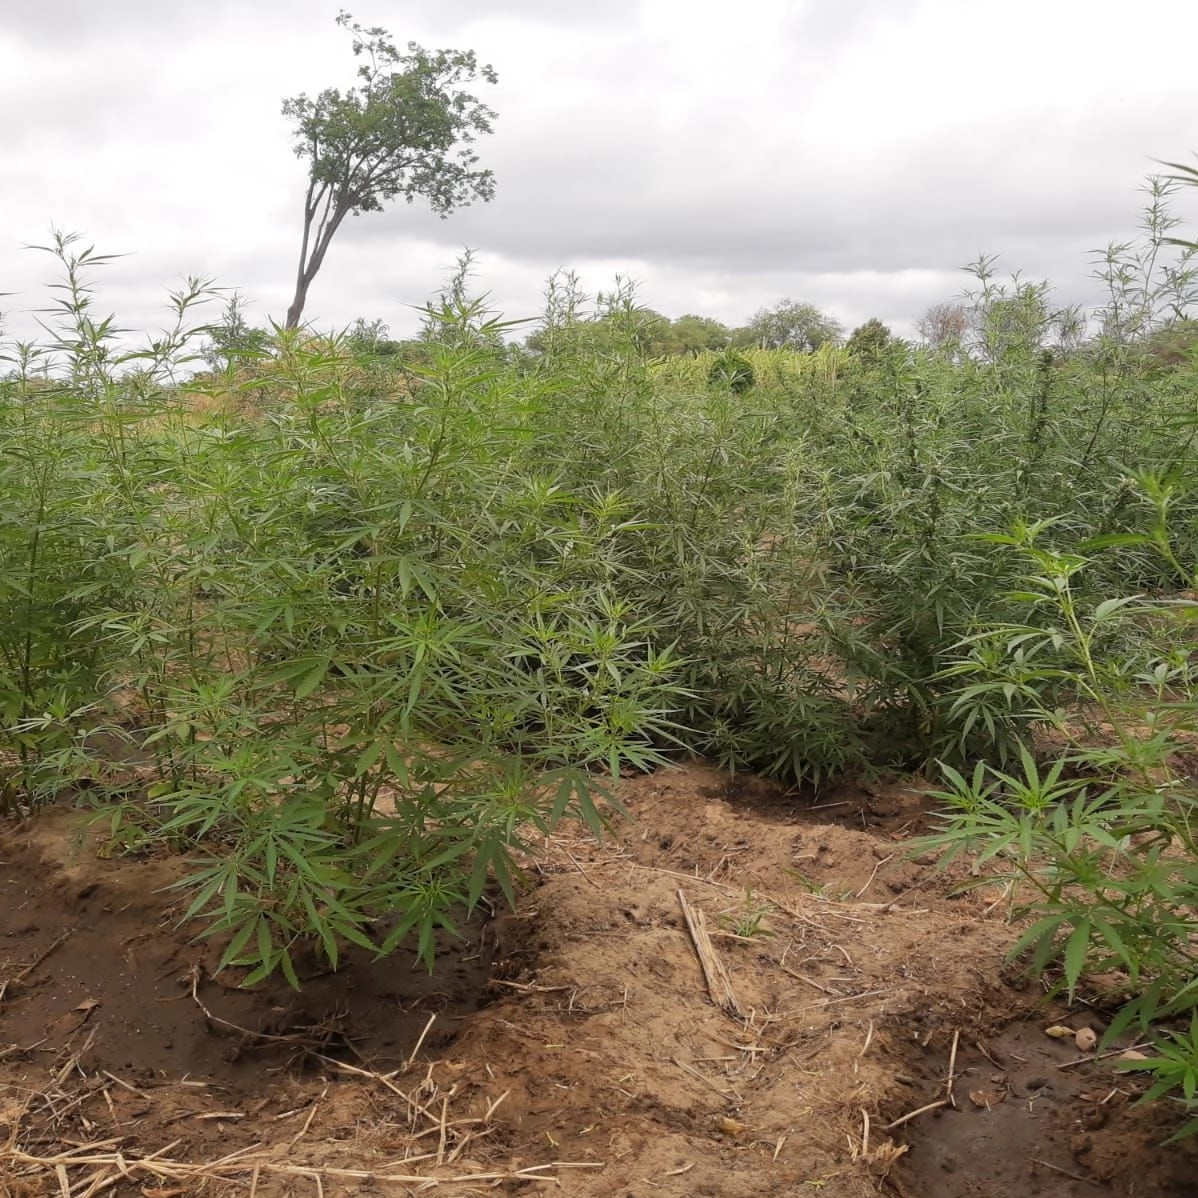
[4,188,1198,1022]
[922,517,1198,1135]
[706,350,755,394]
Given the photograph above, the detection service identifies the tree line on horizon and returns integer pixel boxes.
[203,279,1198,380]
[262,8,1198,378]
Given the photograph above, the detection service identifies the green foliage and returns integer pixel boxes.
[6,161,1198,1083]
[734,298,844,352]
[520,284,729,361]
[1094,174,1198,346]
[1139,318,1198,371]
[844,318,893,365]
[665,314,732,354]
[0,233,215,809]
[0,242,688,983]
[343,317,403,358]
[1117,1016,1198,1140]
[202,292,273,373]
[719,888,776,939]
[281,11,497,327]
[706,350,755,394]
[922,518,1198,1134]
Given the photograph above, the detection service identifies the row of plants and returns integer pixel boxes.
[0,240,692,985]
[2,195,1198,1126]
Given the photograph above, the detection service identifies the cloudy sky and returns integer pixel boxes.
[4,0,1198,348]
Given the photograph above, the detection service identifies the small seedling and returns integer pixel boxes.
[720,888,776,940]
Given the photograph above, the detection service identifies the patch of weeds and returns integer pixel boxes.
[719,888,776,940]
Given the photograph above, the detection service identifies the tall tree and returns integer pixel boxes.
[845,318,893,365]
[734,299,843,351]
[665,314,732,354]
[281,11,498,329]
[917,301,969,355]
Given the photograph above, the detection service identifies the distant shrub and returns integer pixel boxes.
[707,351,755,394]
[845,318,893,366]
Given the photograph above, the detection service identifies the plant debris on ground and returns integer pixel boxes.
[3,765,1197,1197]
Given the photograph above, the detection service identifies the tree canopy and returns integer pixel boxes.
[281,11,498,328]
[734,299,843,351]
[663,314,732,354]
[917,302,969,353]
[845,318,893,364]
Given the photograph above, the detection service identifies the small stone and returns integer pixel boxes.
[968,1085,1005,1110]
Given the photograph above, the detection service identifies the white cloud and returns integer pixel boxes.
[3,0,1198,348]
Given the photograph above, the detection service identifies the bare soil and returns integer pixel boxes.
[1,760,1195,1197]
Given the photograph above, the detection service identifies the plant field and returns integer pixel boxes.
[2,226,1198,1194]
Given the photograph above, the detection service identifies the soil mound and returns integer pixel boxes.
[1,763,1193,1196]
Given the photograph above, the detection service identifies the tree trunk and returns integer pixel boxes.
[284,189,350,330]
[285,281,310,330]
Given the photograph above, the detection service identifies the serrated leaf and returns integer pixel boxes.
[294,657,331,700]
[1093,595,1140,621]
[1063,920,1091,997]
[220,915,260,971]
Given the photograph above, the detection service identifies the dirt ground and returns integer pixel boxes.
[2,760,1196,1197]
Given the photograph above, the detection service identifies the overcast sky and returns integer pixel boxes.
[4,0,1198,348]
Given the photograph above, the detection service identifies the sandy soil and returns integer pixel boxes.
[1,760,1195,1197]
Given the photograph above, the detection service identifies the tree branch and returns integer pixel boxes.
[280,14,497,327]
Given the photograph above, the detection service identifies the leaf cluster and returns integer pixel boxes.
[282,12,497,218]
